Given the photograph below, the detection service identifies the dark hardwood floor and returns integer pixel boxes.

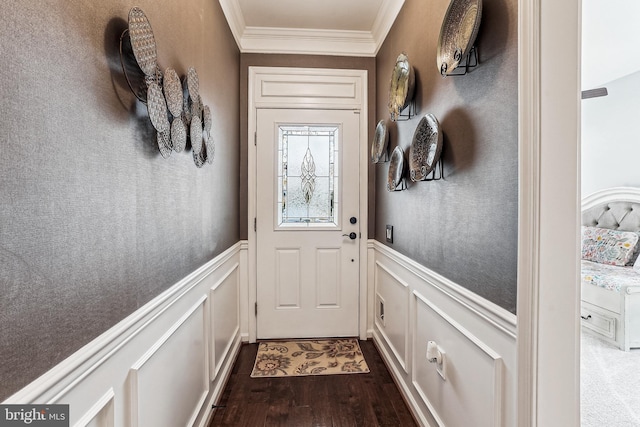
[208,340,418,427]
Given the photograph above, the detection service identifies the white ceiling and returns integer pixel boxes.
[582,0,640,89]
[238,0,383,31]
[218,0,405,56]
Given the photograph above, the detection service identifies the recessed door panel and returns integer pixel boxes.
[276,249,301,308]
[316,248,341,308]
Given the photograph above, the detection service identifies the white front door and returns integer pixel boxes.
[256,108,360,339]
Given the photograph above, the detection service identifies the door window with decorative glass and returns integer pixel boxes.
[277,125,340,227]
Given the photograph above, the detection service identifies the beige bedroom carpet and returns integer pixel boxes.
[250,338,369,378]
[581,332,640,426]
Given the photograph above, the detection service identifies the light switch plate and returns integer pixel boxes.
[386,225,393,243]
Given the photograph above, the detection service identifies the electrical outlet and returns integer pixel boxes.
[386,225,393,243]
[427,341,447,380]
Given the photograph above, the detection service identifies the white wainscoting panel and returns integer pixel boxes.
[370,241,516,427]
[210,264,240,379]
[367,243,376,337]
[239,241,250,342]
[73,389,114,427]
[4,243,244,427]
[413,292,503,427]
[374,260,410,373]
[130,297,209,427]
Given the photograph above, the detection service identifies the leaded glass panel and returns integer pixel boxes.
[277,125,339,226]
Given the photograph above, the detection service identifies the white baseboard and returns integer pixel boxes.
[370,242,517,427]
[4,242,244,427]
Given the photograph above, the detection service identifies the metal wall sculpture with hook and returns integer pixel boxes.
[119,7,214,167]
[387,146,407,191]
[442,46,478,77]
[371,120,390,163]
[437,0,482,77]
[409,113,444,182]
[388,53,416,121]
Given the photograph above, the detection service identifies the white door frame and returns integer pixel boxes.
[517,0,581,425]
[247,66,368,342]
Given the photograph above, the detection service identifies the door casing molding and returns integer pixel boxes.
[517,0,581,425]
[247,66,369,342]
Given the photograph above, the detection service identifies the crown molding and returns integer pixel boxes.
[241,27,377,57]
[371,0,405,55]
[218,0,246,49]
[219,0,404,57]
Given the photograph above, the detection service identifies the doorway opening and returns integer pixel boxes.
[247,67,369,342]
[580,2,640,425]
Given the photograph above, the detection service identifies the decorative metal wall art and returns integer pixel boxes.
[388,53,416,121]
[157,130,173,158]
[371,120,389,163]
[409,114,444,181]
[119,7,214,167]
[171,117,187,153]
[146,81,170,132]
[163,68,183,117]
[437,0,482,77]
[382,114,446,191]
[128,7,158,78]
[387,146,406,191]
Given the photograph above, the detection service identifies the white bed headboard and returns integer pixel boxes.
[581,187,640,233]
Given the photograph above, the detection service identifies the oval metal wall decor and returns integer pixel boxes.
[388,53,415,121]
[371,120,389,164]
[128,7,158,77]
[437,0,482,76]
[409,113,443,181]
[387,146,406,191]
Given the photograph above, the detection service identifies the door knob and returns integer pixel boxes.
[342,232,357,240]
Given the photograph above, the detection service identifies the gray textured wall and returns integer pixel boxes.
[375,0,518,312]
[239,54,377,239]
[0,0,240,399]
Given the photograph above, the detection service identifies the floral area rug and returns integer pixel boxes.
[250,338,370,378]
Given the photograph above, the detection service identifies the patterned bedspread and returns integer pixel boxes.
[581,260,640,292]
